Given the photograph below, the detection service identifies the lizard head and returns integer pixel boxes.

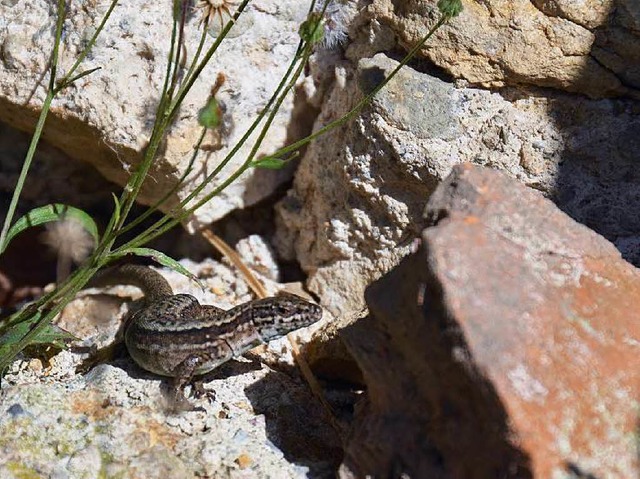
[250,293,323,341]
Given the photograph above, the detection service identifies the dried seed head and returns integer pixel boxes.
[313,0,353,49]
[196,0,238,30]
[42,218,95,264]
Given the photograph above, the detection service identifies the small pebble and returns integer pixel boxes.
[235,453,252,469]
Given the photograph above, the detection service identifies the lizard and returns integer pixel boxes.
[88,264,323,403]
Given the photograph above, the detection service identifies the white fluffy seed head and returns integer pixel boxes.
[313,0,353,49]
[42,218,95,264]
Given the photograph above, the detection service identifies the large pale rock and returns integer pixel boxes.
[363,0,640,98]
[277,51,640,316]
[340,164,640,478]
[0,0,311,226]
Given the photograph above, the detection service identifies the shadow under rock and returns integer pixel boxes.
[337,249,534,478]
[244,368,343,479]
[199,356,265,381]
[548,0,640,266]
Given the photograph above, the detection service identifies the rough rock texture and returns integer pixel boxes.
[277,51,640,316]
[339,164,640,478]
[0,123,116,216]
[1,259,339,478]
[0,0,311,226]
[365,0,640,98]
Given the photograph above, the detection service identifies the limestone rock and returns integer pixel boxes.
[340,164,640,478]
[364,0,640,98]
[0,0,311,226]
[276,53,443,316]
[0,361,338,478]
[276,51,640,316]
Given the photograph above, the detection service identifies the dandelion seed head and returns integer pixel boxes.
[313,0,353,49]
[42,218,95,264]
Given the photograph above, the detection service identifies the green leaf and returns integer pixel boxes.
[198,97,222,129]
[116,247,205,289]
[1,204,99,254]
[249,157,288,170]
[56,67,102,91]
[0,316,77,358]
[299,13,325,45]
[29,324,77,349]
[111,193,122,226]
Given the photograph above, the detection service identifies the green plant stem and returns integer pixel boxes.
[0,0,64,251]
[0,0,119,252]
[166,0,189,105]
[186,44,315,211]
[111,1,182,232]
[116,40,311,250]
[115,25,209,236]
[48,0,66,88]
[56,0,120,91]
[115,0,251,232]
[155,1,181,126]
[117,127,207,235]
[106,0,308,247]
[0,91,54,253]
[264,16,446,162]
[114,13,207,236]
[0,266,99,374]
[120,16,446,250]
[165,0,252,125]
[183,20,210,86]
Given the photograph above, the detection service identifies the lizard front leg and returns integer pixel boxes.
[169,339,235,408]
